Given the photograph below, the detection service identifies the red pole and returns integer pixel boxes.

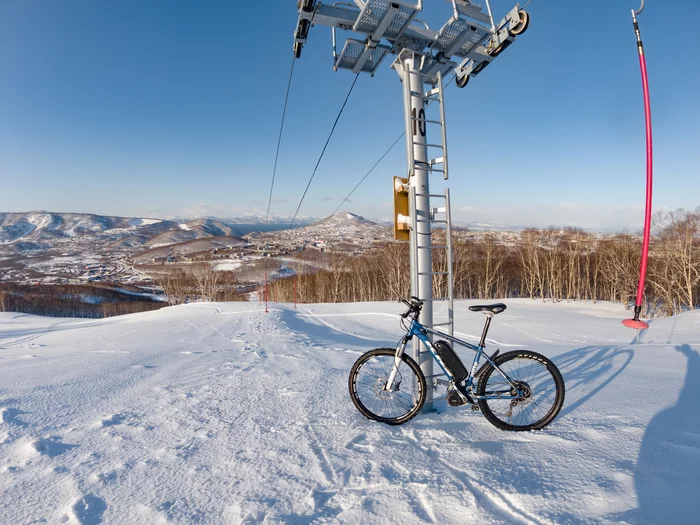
[264,268,268,314]
[623,6,653,330]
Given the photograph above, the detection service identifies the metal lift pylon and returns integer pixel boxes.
[293,0,530,412]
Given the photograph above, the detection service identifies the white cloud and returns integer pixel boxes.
[180,203,265,218]
[450,203,665,232]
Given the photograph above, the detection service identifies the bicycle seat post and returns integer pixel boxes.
[478,313,494,348]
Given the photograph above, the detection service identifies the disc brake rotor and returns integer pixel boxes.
[373,377,400,400]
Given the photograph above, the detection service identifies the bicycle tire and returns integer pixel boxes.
[477,350,565,431]
[349,348,426,425]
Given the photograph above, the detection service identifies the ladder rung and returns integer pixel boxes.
[415,193,447,198]
[411,117,443,125]
[421,297,450,302]
[418,245,448,249]
[410,92,439,101]
[430,157,444,165]
[432,322,452,327]
[414,164,445,173]
[413,142,443,148]
[418,271,449,275]
[425,88,440,97]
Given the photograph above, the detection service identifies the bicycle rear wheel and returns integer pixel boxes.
[349,348,426,425]
[477,350,565,431]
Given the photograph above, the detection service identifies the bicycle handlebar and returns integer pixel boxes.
[400,297,423,318]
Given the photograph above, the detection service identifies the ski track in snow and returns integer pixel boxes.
[1,300,699,524]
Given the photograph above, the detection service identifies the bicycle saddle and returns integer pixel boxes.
[468,303,507,315]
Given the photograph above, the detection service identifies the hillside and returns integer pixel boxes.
[132,235,248,262]
[0,211,176,246]
[248,212,392,248]
[1,299,698,524]
[0,212,267,286]
[147,219,245,248]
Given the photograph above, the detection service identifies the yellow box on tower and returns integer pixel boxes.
[393,176,410,241]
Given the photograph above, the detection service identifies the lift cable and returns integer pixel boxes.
[265,57,297,227]
[331,133,404,216]
[263,56,296,313]
[330,74,455,218]
[289,72,361,228]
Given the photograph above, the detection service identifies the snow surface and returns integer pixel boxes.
[1,300,699,524]
[214,261,242,272]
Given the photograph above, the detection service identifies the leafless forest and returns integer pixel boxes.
[268,209,700,317]
[151,263,249,305]
[0,284,165,318]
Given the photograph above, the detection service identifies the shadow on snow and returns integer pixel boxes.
[617,344,700,524]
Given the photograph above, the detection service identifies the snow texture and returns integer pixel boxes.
[1,300,699,524]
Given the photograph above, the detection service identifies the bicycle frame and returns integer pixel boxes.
[385,315,523,401]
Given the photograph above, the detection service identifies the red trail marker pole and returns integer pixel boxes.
[623,0,653,331]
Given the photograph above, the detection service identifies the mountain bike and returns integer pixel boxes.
[348,297,565,430]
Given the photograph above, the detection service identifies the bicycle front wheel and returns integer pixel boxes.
[349,348,426,425]
[477,350,565,431]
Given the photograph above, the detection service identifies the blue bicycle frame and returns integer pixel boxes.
[385,315,523,402]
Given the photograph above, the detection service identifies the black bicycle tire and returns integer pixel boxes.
[477,350,565,431]
[348,348,426,425]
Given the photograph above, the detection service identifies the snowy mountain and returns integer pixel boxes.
[251,212,392,244]
[147,219,244,248]
[0,211,177,246]
[0,299,698,523]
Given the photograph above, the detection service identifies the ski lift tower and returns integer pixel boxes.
[294,0,530,411]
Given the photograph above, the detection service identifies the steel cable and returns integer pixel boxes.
[289,72,361,228]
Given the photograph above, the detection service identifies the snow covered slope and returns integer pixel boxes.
[1,300,698,524]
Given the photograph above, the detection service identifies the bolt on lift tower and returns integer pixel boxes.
[294,0,529,411]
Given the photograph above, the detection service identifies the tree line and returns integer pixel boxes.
[267,209,700,317]
[151,263,248,305]
[0,283,166,318]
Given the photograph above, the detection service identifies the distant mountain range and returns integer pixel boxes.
[0,211,316,253]
[249,212,392,244]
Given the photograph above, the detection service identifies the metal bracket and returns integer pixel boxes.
[353,0,421,42]
[335,38,391,74]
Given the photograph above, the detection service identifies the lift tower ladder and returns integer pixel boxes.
[409,187,455,337]
[405,70,449,181]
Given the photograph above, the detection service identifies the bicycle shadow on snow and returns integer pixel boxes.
[551,345,635,419]
[614,344,700,524]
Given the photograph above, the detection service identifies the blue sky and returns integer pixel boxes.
[1,0,698,230]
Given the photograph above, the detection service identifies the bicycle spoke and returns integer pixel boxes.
[480,352,562,429]
[352,352,423,422]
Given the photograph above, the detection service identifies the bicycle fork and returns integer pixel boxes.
[384,336,410,391]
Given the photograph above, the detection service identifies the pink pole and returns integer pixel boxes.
[634,42,653,308]
[623,9,653,329]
